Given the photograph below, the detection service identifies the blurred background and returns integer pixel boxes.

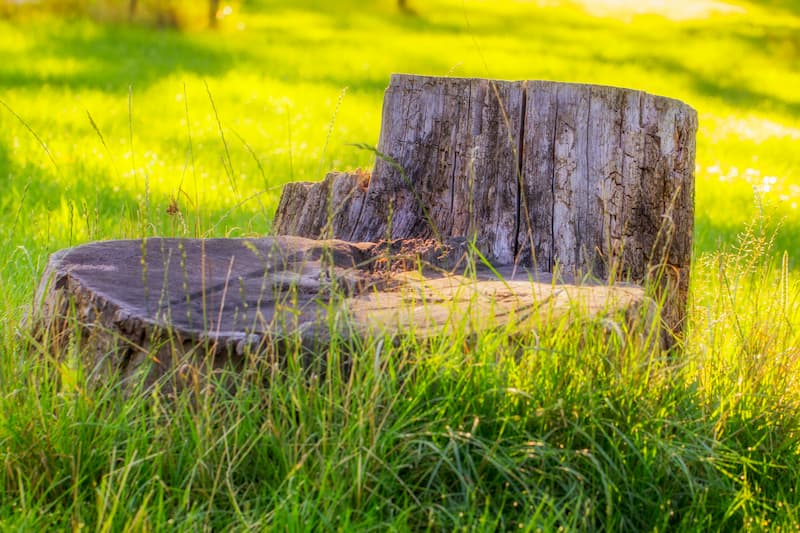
[0,0,798,297]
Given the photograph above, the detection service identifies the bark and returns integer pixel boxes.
[273,170,369,240]
[275,74,697,335]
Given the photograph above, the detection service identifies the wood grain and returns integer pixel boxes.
[32,75,696,389]
[32,237,654,388]
[275,75,697,335]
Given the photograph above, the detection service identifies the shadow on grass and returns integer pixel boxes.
[2,2,797,118]
[254,2,799,117]
[588,49,800,117]
[747,0,800,16]
[0,20,238,93]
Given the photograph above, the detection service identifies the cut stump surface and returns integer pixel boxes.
[34,237,654,386]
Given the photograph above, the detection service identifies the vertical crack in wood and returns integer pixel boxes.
[616,95,625,282]
[584,89,591,276]
[397,80,416,240]
[513,81,527,262]
[550,88,559,272]
[452,81,472,232]
[348,178,367,242]
[639,89,644,129]
[639,95,648,267]
[465,82,473,236]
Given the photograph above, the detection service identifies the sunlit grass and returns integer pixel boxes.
[0,1,797,269]
[1,0,799,529]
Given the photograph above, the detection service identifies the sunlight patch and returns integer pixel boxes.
[703,164,799,209]
[708,115,800,143]
[573,0,746,21]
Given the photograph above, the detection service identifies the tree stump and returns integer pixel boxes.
[33,236,653,389]
[275,74,697,336]
[32,75,696,389]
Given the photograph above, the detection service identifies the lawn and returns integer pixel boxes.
[1,0,799,529]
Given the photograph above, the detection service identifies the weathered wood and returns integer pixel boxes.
[272,170,369,240]
[518,80,558,272]
[274,74,697,335]
[32,237,654,388]
[31,74,695,390]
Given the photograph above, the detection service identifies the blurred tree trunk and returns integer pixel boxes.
[128,0,137,21]
[398,0,414,14]
[209,0,220,28]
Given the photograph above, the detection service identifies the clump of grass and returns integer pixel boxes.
[3,216,800,530]
[1,1,800,528]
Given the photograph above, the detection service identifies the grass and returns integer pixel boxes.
[1,0,799,529]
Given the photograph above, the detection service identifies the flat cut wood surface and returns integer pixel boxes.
[34,237,652,385]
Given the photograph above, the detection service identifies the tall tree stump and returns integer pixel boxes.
[275,74,697,336]
[32,75,696,390]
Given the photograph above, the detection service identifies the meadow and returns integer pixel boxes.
[1,0,799,529]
